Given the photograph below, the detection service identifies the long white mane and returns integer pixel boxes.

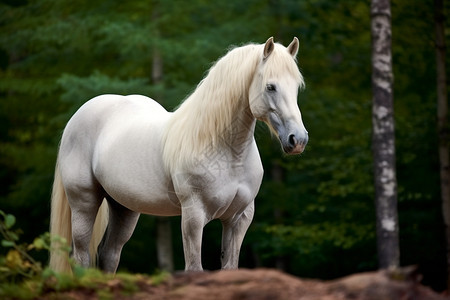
[162,42,304,173]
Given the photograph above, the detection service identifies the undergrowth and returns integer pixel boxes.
[0,210,170,299]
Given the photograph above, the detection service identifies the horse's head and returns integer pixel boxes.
[249,37,308,155]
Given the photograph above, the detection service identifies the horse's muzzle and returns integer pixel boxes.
[283,132,308,155]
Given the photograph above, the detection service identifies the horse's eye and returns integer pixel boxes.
[266,84,276,92]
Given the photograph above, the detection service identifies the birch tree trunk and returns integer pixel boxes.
[370,0,400,269]
[435,0,450,289]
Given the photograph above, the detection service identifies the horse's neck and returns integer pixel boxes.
[163,47,260,173]
[221,103,256,159]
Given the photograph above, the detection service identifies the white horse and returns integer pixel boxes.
[49,37,308,273]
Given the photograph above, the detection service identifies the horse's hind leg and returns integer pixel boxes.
[98,197,140,273]
[67,187,103,268]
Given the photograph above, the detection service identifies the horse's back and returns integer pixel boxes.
[70,94,168,124]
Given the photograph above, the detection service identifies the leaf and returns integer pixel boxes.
[4,214,16,229]
[1,240,15,247]
[7,232,19,242]
[32,237,46,250]
[5,249,23,268]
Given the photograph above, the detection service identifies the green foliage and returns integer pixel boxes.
[57,71,154,114]
[0,210,75,297]
[261,222,375,256]
[0,212,170,299]
[0,210,48,282]
[1,263,170,300]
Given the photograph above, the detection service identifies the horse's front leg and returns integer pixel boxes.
[220,202,255,269]
[181,198,207,271]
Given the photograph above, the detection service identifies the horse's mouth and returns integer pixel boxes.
[283,143,306,155]
[285,143,305,154]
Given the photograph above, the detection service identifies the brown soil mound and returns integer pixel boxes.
[43,267,448,300]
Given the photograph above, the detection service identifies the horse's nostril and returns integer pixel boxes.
[288,134,297,147]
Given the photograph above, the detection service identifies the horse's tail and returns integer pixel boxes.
[90,201,109,268]
[49,159,109,273]
[49,159,72,273]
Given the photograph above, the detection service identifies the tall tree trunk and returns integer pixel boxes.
[156,217,174,272]
[370,0,400,269]
[152,44,174,272]
[435,0,450,290]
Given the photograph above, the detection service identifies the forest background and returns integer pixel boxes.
[0,0,449,292]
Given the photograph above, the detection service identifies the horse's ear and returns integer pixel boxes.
[287,37,299,58]
[263,37,275,59]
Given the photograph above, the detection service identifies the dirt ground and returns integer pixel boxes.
[42,267,448,300]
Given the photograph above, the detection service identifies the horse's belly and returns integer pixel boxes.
[113,191,181,216]
[96,152,182,216]
[103,176,181,216]
[96,150,182,216]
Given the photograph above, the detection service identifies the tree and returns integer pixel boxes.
[370,0,399,269]
[435,0,449,289]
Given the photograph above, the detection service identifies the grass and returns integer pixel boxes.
[0,268,171,299]
[0,211,170,299]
